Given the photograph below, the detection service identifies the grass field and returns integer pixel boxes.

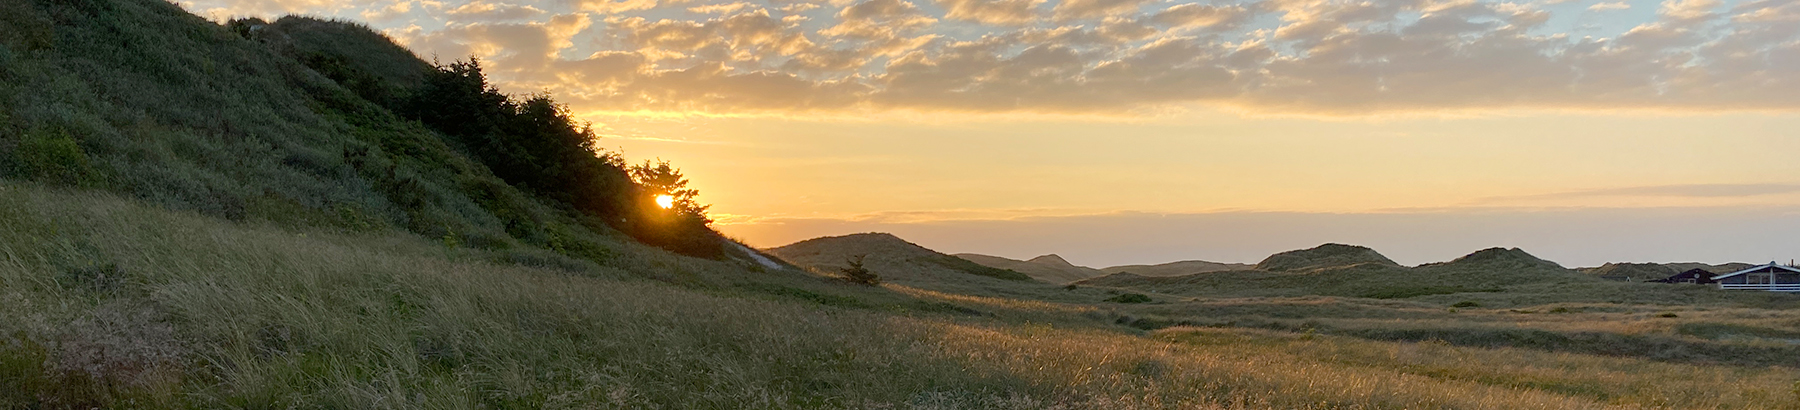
[6,0,1800,406]
[5,183,1800,409]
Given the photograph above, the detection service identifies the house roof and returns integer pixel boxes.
[1711,262,1800,280]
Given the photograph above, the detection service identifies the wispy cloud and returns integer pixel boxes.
[1477,183,1800,202]
[1588,1,1630,12]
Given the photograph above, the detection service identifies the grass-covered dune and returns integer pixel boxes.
[8,183,1800,408]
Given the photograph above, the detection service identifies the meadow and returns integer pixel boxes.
[6,183,1800,408]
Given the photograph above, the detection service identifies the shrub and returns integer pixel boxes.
[1106,293,1152,304]
[12,128,102,187]
[840,255,879,286]
[1451,301,1481,308]
[0,0,53,51]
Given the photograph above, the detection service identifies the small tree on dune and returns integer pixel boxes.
[841,255,879,286]
[629,159,709,222]
[626,158,721,257]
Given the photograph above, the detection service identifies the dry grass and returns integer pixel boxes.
[4,183,1800,408]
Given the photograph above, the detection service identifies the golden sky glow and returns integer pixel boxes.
[186,0,1800,266]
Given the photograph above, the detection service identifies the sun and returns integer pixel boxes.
[655,194,675,209]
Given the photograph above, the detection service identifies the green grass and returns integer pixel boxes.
[1362,286,1503,299]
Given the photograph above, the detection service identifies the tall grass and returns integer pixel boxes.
[6,183,1800,408]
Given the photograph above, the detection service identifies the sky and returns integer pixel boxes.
[184,0,1800,267]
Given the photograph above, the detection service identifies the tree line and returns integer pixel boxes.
[399,59,720,257]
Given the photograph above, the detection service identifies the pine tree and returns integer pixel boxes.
[841,255,879,286]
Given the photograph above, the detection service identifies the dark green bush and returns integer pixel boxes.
[840,256,880,286]
[12,128,103,187]
[0,0,53,51]
[1451,301,1481,308]
[1107,293,1153,304]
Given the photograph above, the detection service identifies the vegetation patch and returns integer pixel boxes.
[1677,322,1800,341]
[736,283,871,309]
[9,127,104,187]
[1360,286,1503,299]
[1106,293,1153,304]
[929,256,1033,281]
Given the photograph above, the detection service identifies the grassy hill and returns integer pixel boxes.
[1254,243,1401,272]
[6,0,1800,408]
[954,253,1106,284]
[0,0,684,268]
[1081,245,1603,301]
[1100,260,1253,277]
[1578,262,1677,279]
[768,233,1034,288]
[1664,262,1757,274]
[1579,262,1758,280]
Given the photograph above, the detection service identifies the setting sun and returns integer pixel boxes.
[655,194,675,209]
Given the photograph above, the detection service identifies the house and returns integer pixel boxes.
[1712,262,1800,292]
[1650,268,1716,284]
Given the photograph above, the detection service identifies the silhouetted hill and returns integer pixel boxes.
[1578,262,1678,280]
[1420,248,1567,272]
[1028,254,1076,267]
[770,233,1033,286]
[1101,260,1253,276]
[1662,262,1756,275]
[1080,245,1596,301]
[1255,243,1400,272]
[956,253,1106,283]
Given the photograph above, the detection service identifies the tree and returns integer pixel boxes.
[629,159,709,222]
[626,159,720,257]
[841,255,879,286]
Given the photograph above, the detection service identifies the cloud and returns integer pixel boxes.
[1486,184,1800,200]
[934,0,1045,25]
[359,1,413,22]
[1588,1,1630,12]
[572,0,661,13]
[444,1,547,22]
[340,0,1800,116]
[689,1,760,14]
[1149,3,1256,30]
[1051,0,1155,20]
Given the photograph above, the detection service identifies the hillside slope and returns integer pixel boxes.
[1080,244,1599,302]
[769,233,1034,289]
[0,0,748,269]
[955,253,1106,283]
[1101,260,1254,277]
[1255,243,1401,272]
